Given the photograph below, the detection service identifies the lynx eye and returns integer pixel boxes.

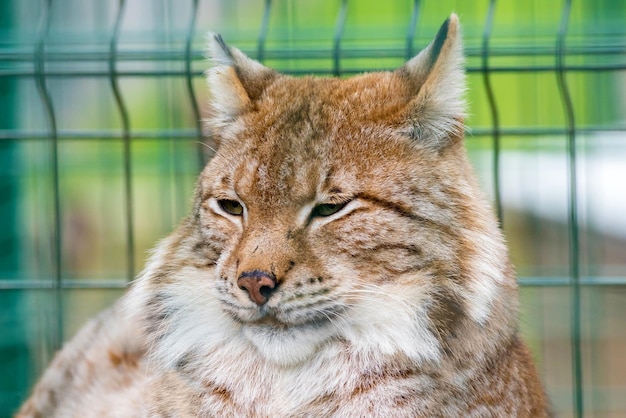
[313,202,348,217]
[218,199,244,216]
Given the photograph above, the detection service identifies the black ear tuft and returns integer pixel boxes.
[213,34,231,58]
[429,17,450,68]
[397,14,466,149]
[205,34,277,133]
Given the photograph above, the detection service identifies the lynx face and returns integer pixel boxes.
[177,16,514,368]
[201,77,448,365]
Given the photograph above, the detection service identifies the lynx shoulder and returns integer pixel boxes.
[18,14,550,417]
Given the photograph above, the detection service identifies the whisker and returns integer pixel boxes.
[195,140,217,155]
[342,284,417,312]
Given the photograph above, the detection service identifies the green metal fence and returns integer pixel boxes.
[1,0,625,416]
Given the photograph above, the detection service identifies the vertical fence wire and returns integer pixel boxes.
[333,0,348,77]
[555,0,583,416]
[481,0,503,224]
[34,0,63,350]
[257,0,272,63]
[405,0,421,60]
[185,0,205,169]
[109,0,135,282]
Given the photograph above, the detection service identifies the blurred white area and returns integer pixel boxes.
[479,132,626,240]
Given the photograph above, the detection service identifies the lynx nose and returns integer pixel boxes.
[237,270,277,305]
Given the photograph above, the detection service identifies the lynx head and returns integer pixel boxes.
[141,15,518,370]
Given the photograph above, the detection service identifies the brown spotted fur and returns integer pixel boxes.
[18,14,550,417]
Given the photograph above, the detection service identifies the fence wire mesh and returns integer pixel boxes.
[1,0,625,417]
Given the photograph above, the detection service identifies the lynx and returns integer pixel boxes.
[18,14,550,417]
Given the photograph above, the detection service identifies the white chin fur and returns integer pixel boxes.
[242,292,443,368]
[340,296,442,365]
[242,322,337,367]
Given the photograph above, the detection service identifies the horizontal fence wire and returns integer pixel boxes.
[2,125,625,141]
[2,56,625,78]
[1,276,625,290]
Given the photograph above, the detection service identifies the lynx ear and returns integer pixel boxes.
[399,14,466,148]
[206,34,277,130]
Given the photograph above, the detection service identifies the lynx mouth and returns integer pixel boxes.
[249,314,285,327]
[216,282,346,329]
[244,305,341,330]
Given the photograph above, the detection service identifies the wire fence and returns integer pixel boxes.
[1,0,625,417]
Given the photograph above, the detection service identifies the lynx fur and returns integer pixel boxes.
[18,15,550,417]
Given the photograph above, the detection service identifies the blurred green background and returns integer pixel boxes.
[1,0,625,416]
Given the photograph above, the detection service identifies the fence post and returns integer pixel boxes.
[0,3,31,414]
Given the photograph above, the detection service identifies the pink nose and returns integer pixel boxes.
[237,270,277,305]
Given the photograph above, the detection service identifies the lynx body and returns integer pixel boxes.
[19,15,550,417]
